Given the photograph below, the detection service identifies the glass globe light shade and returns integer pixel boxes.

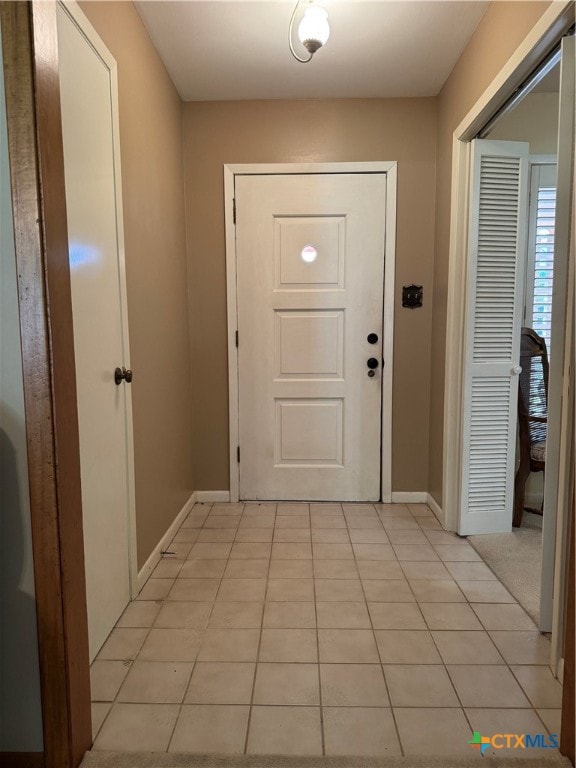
[298,6,330,54]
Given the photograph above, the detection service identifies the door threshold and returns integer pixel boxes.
[80,750,571,768]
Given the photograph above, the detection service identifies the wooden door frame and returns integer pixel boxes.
[440,0,574,758]
[442,0,574,534]
[442,0,574,633]
[1,2,91,767]
[224,162,397,504]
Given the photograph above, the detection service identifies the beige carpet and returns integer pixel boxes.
[80,752,571,768]
[468,511,543,625]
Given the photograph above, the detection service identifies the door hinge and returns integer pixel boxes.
[237,446,240,463]
[233,198,236,224]
[235,330,239,348]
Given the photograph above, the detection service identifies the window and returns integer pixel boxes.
[524,161,557,357]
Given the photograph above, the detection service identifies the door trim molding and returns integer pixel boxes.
[442,0,574,533]
[1,2,91,764]
[442,2,574,756]
[224,161,397,503]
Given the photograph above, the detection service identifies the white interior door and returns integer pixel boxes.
[236,173,386,501]
[57,3,134,660]
[459,139,529,535]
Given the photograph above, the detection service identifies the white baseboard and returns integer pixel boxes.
[427,493,443,523]
[195,490,231,503]
[137,492,197,592]
[391,492,428,503]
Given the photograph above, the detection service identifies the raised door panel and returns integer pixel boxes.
[275,311,344,378]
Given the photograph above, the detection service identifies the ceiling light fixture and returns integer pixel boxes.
[289,1,330,64]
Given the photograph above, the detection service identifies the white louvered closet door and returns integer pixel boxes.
[459,140,529,535]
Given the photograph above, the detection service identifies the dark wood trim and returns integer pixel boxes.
[561,489,575,763]
[0,753,45,768]
[30,2,92,759]
[1,3,91,767]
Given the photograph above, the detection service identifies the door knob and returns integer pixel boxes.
[367,357,379,370]
[511,365,522,375]
[114,366,133,385]
[367,333,379,344]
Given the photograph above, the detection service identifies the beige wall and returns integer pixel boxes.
[79,1,194,567]
[428,1,552,507]
[76,0,554,533]
[490,91,559,152]
[183,98,437,493]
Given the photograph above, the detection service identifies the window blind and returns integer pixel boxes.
[531,186,556,356]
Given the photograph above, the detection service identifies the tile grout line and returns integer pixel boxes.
[91,700,113,742]
[384,515,430,631]
[98,594,158,739]
[168,500,245,753]
[91,500,559,756]
[94,502,211,750]
[163,501,213,754]
[411,508,545,749]
[243,501,276,756]
[414,510,481,733]
[313,502,335,757]
[422,595,477,737]
[349,501,405,758]
[413,507,523,737]
[412,509,553,740]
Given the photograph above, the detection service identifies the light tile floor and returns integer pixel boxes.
[91,502,562,758]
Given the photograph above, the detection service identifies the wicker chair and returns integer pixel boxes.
[513,327,549,527]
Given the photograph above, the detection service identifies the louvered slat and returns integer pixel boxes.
[460,140,529,535]
[468,375,512,512]
[473,155,521,363]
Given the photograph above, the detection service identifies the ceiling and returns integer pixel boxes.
[134,1,489,101]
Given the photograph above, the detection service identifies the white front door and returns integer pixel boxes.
[236,173,386,501]
[57,3,134,660]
